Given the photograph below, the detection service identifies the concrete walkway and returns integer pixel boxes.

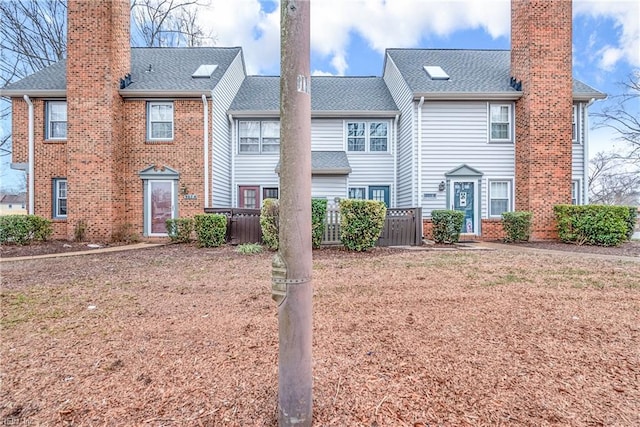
[0,242,165,263]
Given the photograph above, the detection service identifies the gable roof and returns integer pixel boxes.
[0,47,243,98]
[385,48,605,101]
[229,75,399,116]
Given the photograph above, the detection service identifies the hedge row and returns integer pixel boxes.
[0,215,53,245]
[259,198,328,251]
[554,204,636,246]
[166,214,227,247]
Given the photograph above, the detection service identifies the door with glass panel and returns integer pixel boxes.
[148,180,174,235]
[239,186,260,208]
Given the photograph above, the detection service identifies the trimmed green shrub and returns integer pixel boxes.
[194,213,227,247]
[431,210,464,244]
[166,218,194,243]
[0,215,53,245]
[311,198,328,249]
[339,199,386,251]
[624,206,638,241]
[501,211,532,243]
[554,204,630,246]
[260,198,279,250]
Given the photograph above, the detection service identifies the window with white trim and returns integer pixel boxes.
[489,104,512,142]
[239,121,280,153]
[46,101,67,140]
[348,187,366,199]
[147,102,174,140]
[346,121,389,152]
[53,178,67,218]
[572,180,580,205]
[489,180,511,217]
[572,104,578,143]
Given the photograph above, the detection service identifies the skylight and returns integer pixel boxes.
[423,66,450,80]
[192,64,218,78]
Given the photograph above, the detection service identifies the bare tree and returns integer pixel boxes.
[589,151,640,205]
[131,0,214,47]
[592,71,640,159]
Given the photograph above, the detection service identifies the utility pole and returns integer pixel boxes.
[272,0,312,426]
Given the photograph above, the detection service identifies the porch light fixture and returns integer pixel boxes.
[438,181,446,191]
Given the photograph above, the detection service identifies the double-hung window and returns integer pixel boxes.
[348,187,366,199]
[489,180,511,217]
[46,101,67,140]
[148,102,174,141]
[489,104,512,142]
[53,178,68,218]
[347,121,389,152]
[572,180,580,205]
[239,121,280,153]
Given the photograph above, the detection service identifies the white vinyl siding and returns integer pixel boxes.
[420,101,515,218]
[311,119,344,150]
[46,101,67,140]
[147,101,174,140]
[488,103,513,142]
[211,51,245,207]
[383,55,414,207]
[312,176,347,204]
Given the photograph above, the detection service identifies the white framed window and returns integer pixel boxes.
[53,178,67,218]
[346,121,389,152]
[572,180,580,205]
[489,104,512,142]
[572,104,578,143]
[239,121,280,153]
[46,101,67,140]
[147,102,174,140]
[489,180,511,217]
[348,187,366,199]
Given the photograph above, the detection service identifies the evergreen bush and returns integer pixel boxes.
[501,211,532,242]
[311,199,328,249]
[0,215,53,245]
[339,199,386,251]
[554,204,630,246]
[260,198,279,250]
[166,218,194,243]
[194,214,227,247]
[431,210,464,244]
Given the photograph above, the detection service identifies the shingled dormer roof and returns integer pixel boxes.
[229,75,399,116]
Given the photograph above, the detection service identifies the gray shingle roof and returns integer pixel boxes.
[229,76,399,113]
[275,151,352,175]
[1,47,242,95]
[386,48,605,99]
[123,47,242,93]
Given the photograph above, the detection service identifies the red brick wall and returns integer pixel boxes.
[511,0,573,240]
[66,0,130,240]
[422,219,506,242]
[119,99,211,237]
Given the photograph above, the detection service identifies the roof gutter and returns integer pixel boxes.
[119,90,213,98]
[202,94,209,208]
[227,110,400,118]
[414,92,522,101]
[0,89,65,98]
[23,95,34,215]
[417,96,425,209]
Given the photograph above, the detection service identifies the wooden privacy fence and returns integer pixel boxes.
[204,206,423,246]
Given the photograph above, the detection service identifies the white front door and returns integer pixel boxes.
[148,180,174,235]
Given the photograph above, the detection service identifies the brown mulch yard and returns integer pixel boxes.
[1,242,639,425]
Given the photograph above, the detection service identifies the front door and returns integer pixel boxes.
[148,180,174,235]
[451,181,476,234]
[369,185,390,207]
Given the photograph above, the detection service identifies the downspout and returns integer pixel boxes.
[228,113,235,208]
[202,94,209,208]
[583,98,596,205]
[23,95,34,215]
[393,114,399,207]
[417,96,425,208]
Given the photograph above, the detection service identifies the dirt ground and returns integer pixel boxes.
[1,243,639,426]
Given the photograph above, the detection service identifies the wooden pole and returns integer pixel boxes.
[275,0,312,425]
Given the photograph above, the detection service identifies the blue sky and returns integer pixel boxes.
[1,0,639,190]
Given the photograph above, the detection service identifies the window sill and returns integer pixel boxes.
[52,217,67,222]
[146,140,174,144]
[487,140,514,144]
[44,139,67,144]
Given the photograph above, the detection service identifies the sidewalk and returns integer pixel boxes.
[0,242,165,263]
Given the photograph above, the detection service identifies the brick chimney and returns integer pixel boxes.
[66,0,130,240]
[511,0,573,240]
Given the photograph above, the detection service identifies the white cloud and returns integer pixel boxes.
[574,0,640,69]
